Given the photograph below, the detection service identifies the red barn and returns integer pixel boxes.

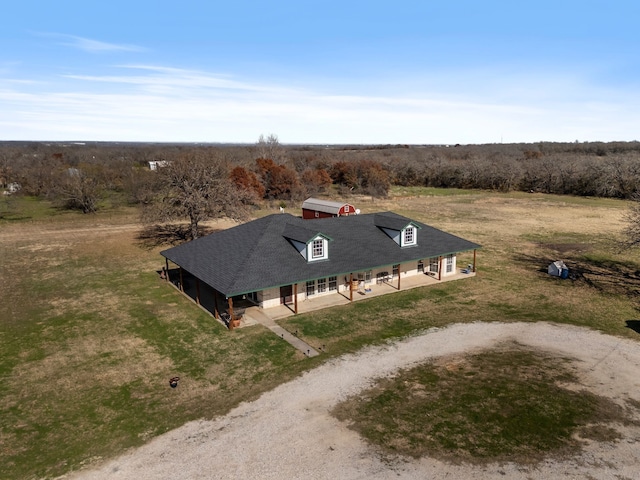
[301,198,358,219]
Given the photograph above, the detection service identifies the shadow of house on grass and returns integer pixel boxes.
[625,320,640,335]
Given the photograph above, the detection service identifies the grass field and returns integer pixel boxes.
[2,189,640,479]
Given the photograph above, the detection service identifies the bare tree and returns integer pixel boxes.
[143,152,251,239]
[255,133,284,162]
[53,166,104,213]
[622,194,640,249]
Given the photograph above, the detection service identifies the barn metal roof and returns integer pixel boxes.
[301,197,354,214]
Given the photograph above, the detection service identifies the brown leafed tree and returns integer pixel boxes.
[357,160,390,197]
[329,161,358,189]
[229,166,265,201]
[144,153,251,239]
[255,157,300,199]
[300,168,333,196]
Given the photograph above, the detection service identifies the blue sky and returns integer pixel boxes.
[1,1,639,144]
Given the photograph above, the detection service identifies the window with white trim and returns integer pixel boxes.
[429,257,439,273]
[317,277,327,293]
[328,276,337,291]
[403,226,415,246]
[312,239,324,258]
[306,280,315,296]
[446,254,454,273]
[392,264,400,277]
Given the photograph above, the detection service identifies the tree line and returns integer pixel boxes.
[3,138,640,237]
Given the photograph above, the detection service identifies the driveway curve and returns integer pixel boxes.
[70,322,640,480]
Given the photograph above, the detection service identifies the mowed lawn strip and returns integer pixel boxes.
[1,189,640,479]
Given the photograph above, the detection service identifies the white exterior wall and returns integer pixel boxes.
[261,287,282,309]
[258,256,459,310]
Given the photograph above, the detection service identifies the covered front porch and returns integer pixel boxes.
[162,261,256,329]
[257,268,476,321]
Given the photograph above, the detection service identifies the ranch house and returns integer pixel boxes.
[160,211,480,324]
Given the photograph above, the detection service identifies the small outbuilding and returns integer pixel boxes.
[548,260,569,279]
[302,198,357,219]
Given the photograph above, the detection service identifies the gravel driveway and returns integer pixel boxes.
[69,322,640,480]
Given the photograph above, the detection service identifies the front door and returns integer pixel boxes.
[280,285,293,304]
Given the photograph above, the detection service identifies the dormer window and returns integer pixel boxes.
[307,235,329,261]
[403,226,416,246]
[374,213,421,248]
[312,239,324,258]
[283,223,332,262]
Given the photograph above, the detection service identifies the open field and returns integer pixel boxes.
[2,189,640,479]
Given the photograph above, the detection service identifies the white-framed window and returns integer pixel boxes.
[328,276,337,291]
[403,226,416,246]
[392,264,400,277]
[429,257,439,273]
[344,205,350,212]
[446,254,454,273]
[306,280,315,296]
[312,239,324,258]
[318,277,327,293]
[418,260,424,273]
[365,270,372,282]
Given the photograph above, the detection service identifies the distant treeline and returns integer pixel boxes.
[2,140,640,213]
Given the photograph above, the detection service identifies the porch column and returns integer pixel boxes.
[213,288,219,319]
[438,256,443,281]
[195,278,201,305]
[294,283,298,314]
[179,268,184,292]
[349,273,354,302]
[473,249,477,273]
[228,297,235,330]
[165,258,169,282]
[398,267,401,290]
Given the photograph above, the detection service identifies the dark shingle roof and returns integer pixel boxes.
[160,212,480,297]
[374,212,421,231]
[282,223,326,244]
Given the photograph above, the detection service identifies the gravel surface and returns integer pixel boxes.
[68,322,640,480]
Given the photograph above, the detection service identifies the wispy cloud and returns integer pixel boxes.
[1,63,639,144]
[37,32,146,53]
[64,65,302,95]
